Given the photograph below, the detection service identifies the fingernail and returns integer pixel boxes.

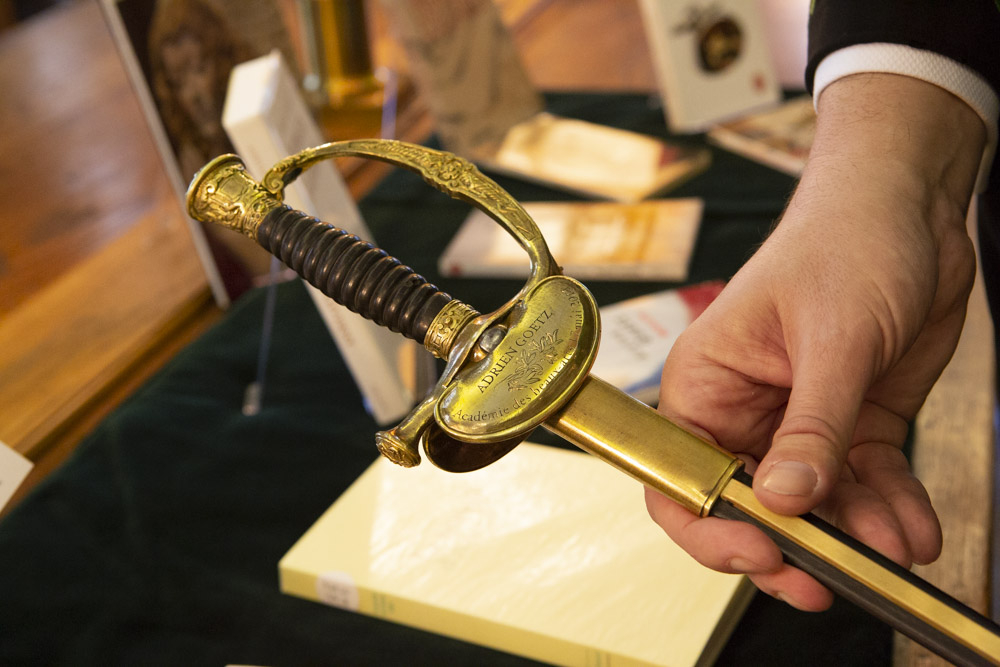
[727,557,762,573]
[761,461,817,496]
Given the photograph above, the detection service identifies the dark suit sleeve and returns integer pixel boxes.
[806,1,1000,94]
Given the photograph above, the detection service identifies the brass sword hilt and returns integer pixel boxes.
[187,140,603,474]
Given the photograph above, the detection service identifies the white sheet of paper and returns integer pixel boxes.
[0,440,33,512]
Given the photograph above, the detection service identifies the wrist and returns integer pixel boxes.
[806,73,985,237]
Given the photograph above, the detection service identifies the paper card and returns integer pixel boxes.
[0,440,33,513]
[708,95,815,175]
[439,199,704,282]
[639,0,781,132]
[590,281,725,404]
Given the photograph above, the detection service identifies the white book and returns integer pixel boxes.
[223,51,418,425]
[639,0,781,132]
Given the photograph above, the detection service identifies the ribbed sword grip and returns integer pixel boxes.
[256,206,454,343]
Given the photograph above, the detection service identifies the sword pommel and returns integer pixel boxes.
[186,154,282,239]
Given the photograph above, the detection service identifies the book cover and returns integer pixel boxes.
[639,0,781,132]
[222,51,420,425]
[439,199,704,282]
[707,96,815,176]
[99,0,233,306]
[280,443,754,667]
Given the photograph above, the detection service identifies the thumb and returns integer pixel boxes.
[755,350,870,516]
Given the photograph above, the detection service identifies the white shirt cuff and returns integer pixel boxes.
[813,43,998,192]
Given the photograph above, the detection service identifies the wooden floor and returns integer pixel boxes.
[0,1,993,663]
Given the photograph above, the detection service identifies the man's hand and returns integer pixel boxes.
[648,74,985,610]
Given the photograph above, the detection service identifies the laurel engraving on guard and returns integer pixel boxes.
[505,329,563,392]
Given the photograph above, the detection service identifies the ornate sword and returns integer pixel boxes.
[186,139,1000,666]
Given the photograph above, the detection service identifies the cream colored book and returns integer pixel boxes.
[439,199,704,282]
[280,443,754,667]
[707,96,815,176]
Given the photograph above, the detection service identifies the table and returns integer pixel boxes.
[0,92,901,666]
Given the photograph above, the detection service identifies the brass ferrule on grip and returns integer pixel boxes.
[424,301,479,359]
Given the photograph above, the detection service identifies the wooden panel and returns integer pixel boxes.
[0,1,213,462]
[0,1,171,314]
[510,0,657,92]
[0,197,211,459]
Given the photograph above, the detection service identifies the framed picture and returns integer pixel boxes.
[99,0,301,305]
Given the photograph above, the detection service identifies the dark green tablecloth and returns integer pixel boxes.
[0,93,891,666]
